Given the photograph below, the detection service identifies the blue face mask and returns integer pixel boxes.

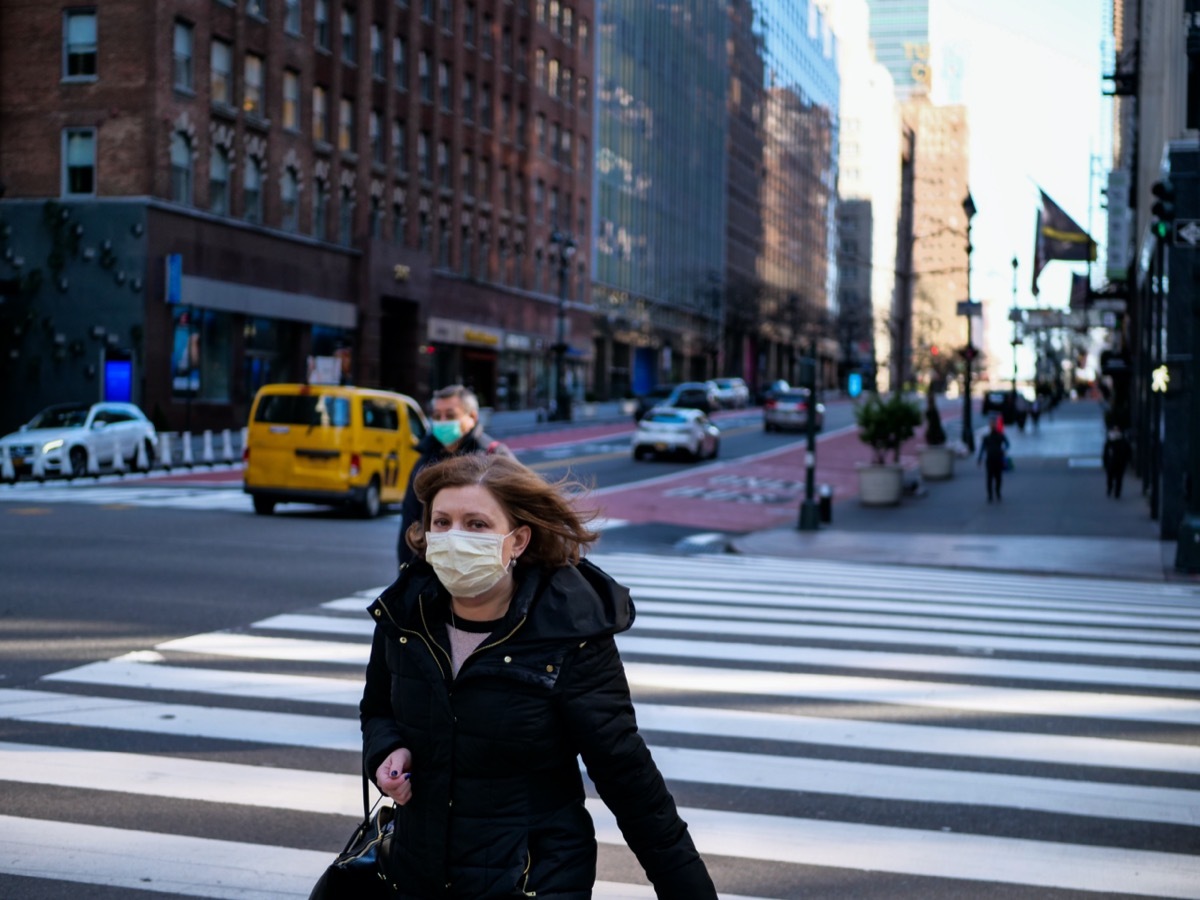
[431,419,464,446]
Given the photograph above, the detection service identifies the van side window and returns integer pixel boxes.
[405,402,427,439]
[363,399,399,431]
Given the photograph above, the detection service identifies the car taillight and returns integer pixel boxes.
[349,453,361,477]
[764,400,777,409]
[242,447,250,463]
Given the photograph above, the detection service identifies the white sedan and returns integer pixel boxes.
[0,402,158,479]
[631,407,720,462]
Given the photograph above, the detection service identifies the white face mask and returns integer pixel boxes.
[424,529,515,597]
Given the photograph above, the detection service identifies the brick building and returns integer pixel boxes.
[0,0,592,432]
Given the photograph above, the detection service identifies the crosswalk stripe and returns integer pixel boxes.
[44,659,1200,773]
[252,611,1200,690]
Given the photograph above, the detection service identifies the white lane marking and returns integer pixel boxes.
[587,800,1200,899]
[44,660,1199,774]
[630,613,1200,663]
[157,632,371,664]
[250,611,1200,691]
[0,689,357,750]
[648,745,1200,827]
[0,742,359,815]
[624,662,1200,726]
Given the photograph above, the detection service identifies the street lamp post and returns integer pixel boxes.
[1010,256,1021,399]
[549,229,576,422]
[960,193,977,453]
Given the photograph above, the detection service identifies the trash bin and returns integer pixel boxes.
[818,483,833,523]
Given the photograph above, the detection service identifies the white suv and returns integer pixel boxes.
[0,402,158,478]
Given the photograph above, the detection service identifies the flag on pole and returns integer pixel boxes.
[1032,189,1096,296]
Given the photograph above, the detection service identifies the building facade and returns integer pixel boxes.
[0,0,593,432]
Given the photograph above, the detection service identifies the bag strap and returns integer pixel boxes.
[360,772,370,821]
[486,440,500,454]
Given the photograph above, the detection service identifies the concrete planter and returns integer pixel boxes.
[857,463,904,507]
[918,445,955,481]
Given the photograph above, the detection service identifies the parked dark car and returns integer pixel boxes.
[633,382,719,419]
[632,385,676,420]
[755,379,791,405]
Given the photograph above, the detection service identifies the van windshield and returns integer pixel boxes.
[256,394,351,427]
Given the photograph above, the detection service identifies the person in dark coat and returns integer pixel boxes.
[1103,427,1132,498]
[396,384,509,568]
[362,454,718,899]
[977,419,1011,502]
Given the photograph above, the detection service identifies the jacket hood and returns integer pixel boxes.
[374,557,633,642]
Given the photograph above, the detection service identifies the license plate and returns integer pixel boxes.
[655,443,668,451]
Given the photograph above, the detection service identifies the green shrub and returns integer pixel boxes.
[924,387,946,446]
[855,392,922,464]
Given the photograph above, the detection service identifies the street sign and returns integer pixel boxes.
[1174,219,1200,247]
[956,300,983,316]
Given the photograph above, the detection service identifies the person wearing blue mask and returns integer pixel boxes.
[396,384,509,568]
[361,453,718,899]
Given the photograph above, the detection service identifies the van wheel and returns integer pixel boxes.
[253,497,276,515]
[359,479,382,519]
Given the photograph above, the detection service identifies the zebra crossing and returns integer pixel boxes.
[1,553,1198,898]
[0,476,262,513]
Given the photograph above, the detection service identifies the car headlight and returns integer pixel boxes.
[42,439,64,453]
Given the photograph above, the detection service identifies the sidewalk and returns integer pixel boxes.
[733,400,1197,585]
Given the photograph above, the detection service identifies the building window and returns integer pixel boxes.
[243,157,263,224]
[560,67,571,104]
[173,21,194,92]
[481,13,493,56]
[422,0,433,20]
[419,209,431,250]
[247,0,265,18]
[462,76,474,121]
[547,58,559,97]
[314,180,330,238]
[534,179,544,222]
[464,3,476,44]
[369,110,384,165]
[341,6,357,64]
[437,140,450,187]
[370,24,385,79]
[369,196,383,238]
[418,131,431,179]
[211,40,232,106]
[478,159,490,201]
[339,186,355,245]
[392,203,406,245]
[419,52,432,102]
[284,0,302,34]
[502,27,512,68]
[210,146,230,215]
[64,10,97,79]
[438,61,451,111]
[479,83,492,130]
[243,54,264,118]
[339,98,356,152]
[562,5,572,42]
[461,151,473,195]
[282,70,300,131]
[170,132,193,204]
[577,76,588,112]
[438,216,450,266]
[439,0,452,30]
[392,120,407,174]
[535,114,545,155]
[63,128,95,196]
[578,18,589,55]
[535,48,545,91]
[315,0,331,50]
[550,121,559,162]
[461,226,472,276]
[561,129,571,169]
[282,167,300,232]
[393,36,407,90]
[313,85,329,143]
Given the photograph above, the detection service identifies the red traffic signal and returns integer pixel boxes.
[418,344,437,355]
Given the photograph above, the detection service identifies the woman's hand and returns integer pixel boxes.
[376,748,414,805]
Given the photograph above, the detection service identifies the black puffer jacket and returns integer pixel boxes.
[360,559,717,900]
[396,427,508,566]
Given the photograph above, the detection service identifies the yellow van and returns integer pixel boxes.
[243,384,429,517]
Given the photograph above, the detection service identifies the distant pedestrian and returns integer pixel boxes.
[1030,399,1042,431]
[396,384,510,568]
[977,420,1010,503]
[1102,427,1132,498]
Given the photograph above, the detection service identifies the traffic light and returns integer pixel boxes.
[1151,179,1176,239]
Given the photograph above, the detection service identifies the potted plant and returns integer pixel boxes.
[918,387,955,481]
[854,392,921,506]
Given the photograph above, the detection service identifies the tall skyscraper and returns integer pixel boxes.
[865,0,931,100]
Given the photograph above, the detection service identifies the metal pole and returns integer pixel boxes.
[960,194,976,453]
[550,230,575,422]
[798,352,820,530]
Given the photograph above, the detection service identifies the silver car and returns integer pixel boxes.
[763,389,825,432]
[0,402,158,478]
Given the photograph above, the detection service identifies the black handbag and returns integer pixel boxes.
[308,774,394,899]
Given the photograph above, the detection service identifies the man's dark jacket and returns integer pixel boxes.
[360,559,717,899]
[396,426,508,565]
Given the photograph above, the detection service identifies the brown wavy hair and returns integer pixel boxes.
[405,454,600,566]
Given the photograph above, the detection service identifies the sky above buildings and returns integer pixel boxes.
[930,0,1105,377]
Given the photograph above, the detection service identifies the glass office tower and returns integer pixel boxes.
[865,0,932,98]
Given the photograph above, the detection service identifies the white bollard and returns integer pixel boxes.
[221,429,235,463]
[135,438,149,471]
[31,451,45,481]
[201,429,215,465]
[112,442,127,475]
[60,447,73,478]
[87,447,100,476]
[181,432,195,467]
[158,432,172,469]
[1,451,14,482]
